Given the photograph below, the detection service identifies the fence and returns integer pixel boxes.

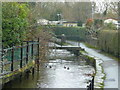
[0,39,40,75]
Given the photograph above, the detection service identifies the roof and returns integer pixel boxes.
[104,19,118,24]
[105,18,118,21]
[63,21,78,23]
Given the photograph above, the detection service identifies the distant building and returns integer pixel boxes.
[37,19,65,26]
[37,19,49,25]
[104,18,117,24]
[37,19,78,27]
[63,21,78,27]
[104,18,119,29]
[82,23,86,27]
[48,21,60,25]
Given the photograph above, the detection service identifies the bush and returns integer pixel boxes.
[104,23,116,30]
[94,19,103,29]
[86,19,93,29]
[52,26,86,41]
[77,21,83,26]
[2,2,29,48]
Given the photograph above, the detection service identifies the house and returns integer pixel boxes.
[37,19,49,25]
[104,18,118,24]
[48,21,60,25]
[63,21,78,27]
[104,18,119,29]
[37,19,78,27]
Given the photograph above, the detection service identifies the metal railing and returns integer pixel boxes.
[0,39,40,75]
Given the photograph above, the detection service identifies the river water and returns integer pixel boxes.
[2,48,94,88]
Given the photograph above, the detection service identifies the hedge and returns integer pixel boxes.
[52,26,86,41]
[98,30,120,57]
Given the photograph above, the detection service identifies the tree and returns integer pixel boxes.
[2,2,29,48]
[95,2,118,19]
[86,18,93,29]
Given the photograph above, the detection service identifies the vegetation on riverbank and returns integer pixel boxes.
[99,63,106,89]
[79,50,105,89]
[2,2,29,48]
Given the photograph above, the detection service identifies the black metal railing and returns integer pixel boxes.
[0,39,40,75]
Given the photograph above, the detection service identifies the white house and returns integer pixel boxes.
[104,18,119,29]
[48,21,60,25]
[104,18,117,24]
[37,19,78,27]
[37,19,49,25]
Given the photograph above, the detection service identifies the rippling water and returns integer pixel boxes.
[3,49,94,88]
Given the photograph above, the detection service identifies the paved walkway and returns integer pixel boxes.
[67,41,118,89]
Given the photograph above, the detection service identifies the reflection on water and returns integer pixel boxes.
[3,49,94,88]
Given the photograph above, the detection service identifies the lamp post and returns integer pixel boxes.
[77,30,80,47]
[57,13,63,25]
[61,34,65,47]
[57,13,61,21]
[118,1,120,30]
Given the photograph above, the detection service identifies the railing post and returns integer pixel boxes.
[93,60,96,72]
[26,41,29,64]
[31,40,34,59]
[37,38,39,59]
[91,76,94,90]
[89,81,92,90]
[1,45,3,73]
[87,76,94,90]
[78,36,80,47]
[37,38,40,71]
[20,43,23,68]
[11,47,14,71]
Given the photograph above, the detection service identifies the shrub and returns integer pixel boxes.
[2,2,29,48]
[94,19,103,29]
[52,26,86,41]
[86,18,93,29]
[104,23,116,30]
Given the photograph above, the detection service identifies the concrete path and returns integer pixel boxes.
[67,41,118,89]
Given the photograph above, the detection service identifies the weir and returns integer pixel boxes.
[50,46,83,56]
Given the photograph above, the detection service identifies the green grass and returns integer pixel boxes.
[80,50,87,54]
[100,63,106,88]
[83,42,100,50]
[99,83,104,89]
